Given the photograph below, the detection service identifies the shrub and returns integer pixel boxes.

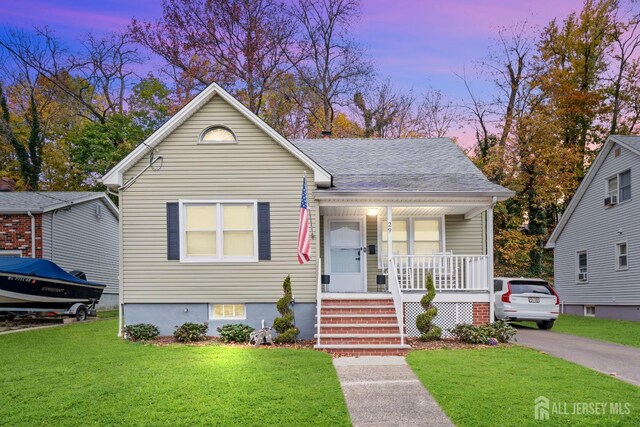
[415,274,442,341]
[273,275,299,344]
[173,322,209,343]
[217,323,254,343]
[123,323,159,341]
[450,320,516,344]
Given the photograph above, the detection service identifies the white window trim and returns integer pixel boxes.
[576,249,588,283]
[179,200,259,263]
[618,169,632,203]
[377,216,445,269]
[605,169,632,205]
[198,125,238,145]
[209,303,246,320]
[0,250,23,257]
[584,305,595,317]
[615,240,629,271]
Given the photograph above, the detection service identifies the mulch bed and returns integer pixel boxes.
[149,336,316,349]
[407,337,509,350]
[144,336,509,351]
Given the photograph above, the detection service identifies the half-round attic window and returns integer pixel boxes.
[200,126,236,143]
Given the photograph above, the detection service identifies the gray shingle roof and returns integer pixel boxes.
[291,138,513,196]
[0,192,106,213]
[610,135,640,153]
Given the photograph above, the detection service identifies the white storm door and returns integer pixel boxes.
[326,219,365,292]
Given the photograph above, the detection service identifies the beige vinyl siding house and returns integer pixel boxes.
[120,95,319,304]
[104,82,513,350]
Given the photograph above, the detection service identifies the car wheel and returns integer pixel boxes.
[75,306,88,322]
[537,320,554,330]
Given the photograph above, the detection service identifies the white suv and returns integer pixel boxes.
[494,278,560,329]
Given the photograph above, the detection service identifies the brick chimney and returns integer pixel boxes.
[0,177,16,192]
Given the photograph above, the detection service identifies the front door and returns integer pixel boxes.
[326,219,365,292]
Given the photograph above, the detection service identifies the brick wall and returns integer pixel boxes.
[472,302,490,325]
[0,214,43,258]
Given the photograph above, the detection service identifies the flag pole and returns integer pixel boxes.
[305,171,315,239]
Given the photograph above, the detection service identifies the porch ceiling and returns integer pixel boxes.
[319,205,483,217]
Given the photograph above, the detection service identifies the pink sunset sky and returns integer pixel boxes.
[0,0,586,144]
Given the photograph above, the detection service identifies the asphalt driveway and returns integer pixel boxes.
[516,326,640,387]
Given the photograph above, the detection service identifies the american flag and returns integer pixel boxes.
[297,175,311,264]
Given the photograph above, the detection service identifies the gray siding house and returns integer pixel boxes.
[103,83,513,355]
[547,135,640,321]
[0,191,120,308]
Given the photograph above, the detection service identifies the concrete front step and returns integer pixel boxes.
[315,344,410,357]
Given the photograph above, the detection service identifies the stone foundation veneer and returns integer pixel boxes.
[472,302,490,325]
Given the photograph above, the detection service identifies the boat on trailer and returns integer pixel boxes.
[0,258,105,317]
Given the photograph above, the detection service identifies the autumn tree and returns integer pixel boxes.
[131,0,295,115]
[288,0,373,133]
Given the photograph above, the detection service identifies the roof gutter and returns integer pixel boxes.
[313,191,514,201]
[27,211,36,258]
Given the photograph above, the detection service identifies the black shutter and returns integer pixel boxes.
[257,202,271,260]
[166,202,179,260]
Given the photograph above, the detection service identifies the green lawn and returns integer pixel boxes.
[407,347,640,427]
[0,320,350,426]
[96,309,119,318]
[516,314,640,348]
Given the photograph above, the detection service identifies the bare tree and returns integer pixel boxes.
[609,12,640,133]
[0,28,142,124]
[288,0,373,133]
[415,88,458,138]
[352,78,415,138]
[485,23,534,147]
[457,69,495,159]
[131,0,295,115]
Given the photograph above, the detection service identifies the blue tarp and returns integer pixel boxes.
[0,257,105,287]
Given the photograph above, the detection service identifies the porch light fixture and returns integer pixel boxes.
[367,208,379,216]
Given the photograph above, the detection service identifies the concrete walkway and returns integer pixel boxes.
[516,327,640,387]
[333,356,453,427]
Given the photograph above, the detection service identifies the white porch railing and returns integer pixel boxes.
[391,254,489,291]
[388,258,405,345]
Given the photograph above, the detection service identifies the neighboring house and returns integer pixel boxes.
[0,189,120,309]
[103,83,513,355]
[547,135,640,321]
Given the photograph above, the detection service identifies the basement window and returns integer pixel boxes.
[584,306,595,317]
[210,304,246,320]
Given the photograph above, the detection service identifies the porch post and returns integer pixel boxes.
[386,206,393,269]
[487,197,497,323]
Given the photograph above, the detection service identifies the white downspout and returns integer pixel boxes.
[487,197,497,323]
[117,190,124,338]
[27,211,36,258]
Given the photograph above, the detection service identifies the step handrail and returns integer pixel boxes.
[388,258,405,345]
[316,258,322,346]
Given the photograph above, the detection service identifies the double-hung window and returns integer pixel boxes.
[181,201,257,262]
[607,169,631,204]
[616,242,628,270]
[576,250,588,282]
[379,218,442,267]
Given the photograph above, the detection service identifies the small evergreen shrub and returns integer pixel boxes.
[123,323,159,341]
[450,320,516,344]
[173,322,208,343]
[273,275,299,344]
[415,274,442,341]
[217,323,254,343]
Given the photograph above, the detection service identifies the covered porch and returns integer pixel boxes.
[316,199,496,296]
